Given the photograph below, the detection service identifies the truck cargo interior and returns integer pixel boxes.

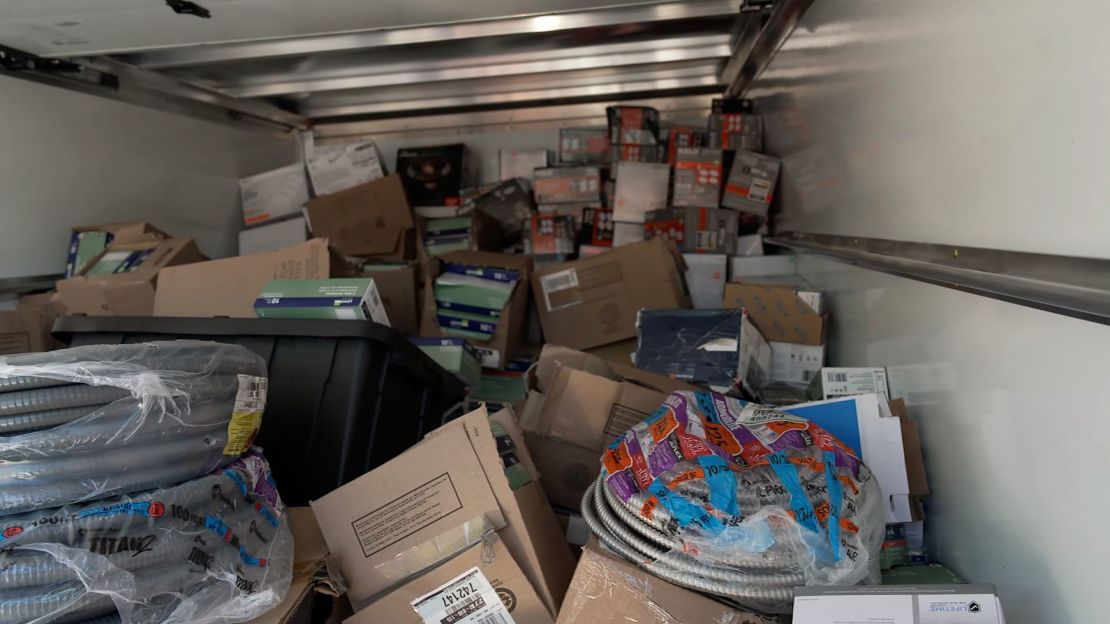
[0,1,1102,623]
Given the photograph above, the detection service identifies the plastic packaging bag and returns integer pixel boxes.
[0,449,293,623]
[0,341,268,516]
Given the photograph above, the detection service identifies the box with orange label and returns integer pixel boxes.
[534,166,601,204]
[644,206,738,254]
[672,147,723,207]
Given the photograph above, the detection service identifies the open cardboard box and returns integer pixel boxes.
[303,174,416,263]
[420,250,533,369]
[310,406,574,619]
[722,282,827,346]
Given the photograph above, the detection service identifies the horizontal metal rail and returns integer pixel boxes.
[767,232,1110,325]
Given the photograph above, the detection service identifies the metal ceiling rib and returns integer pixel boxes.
[0,0,816,134]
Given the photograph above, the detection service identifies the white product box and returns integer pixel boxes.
[769,341,825,385]
[306,140,385,196]
[794,585,1005,624]
[683,253,727,309]
[240,163,310,226]
[499,148,550,181]
[613,162,670,223]
[613,222,645,247]
[820,367,889,400]
[735,234,764,257]
[238,216,309,256]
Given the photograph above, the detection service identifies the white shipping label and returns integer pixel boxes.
[234,374,269,414]
[539,268,580,312]
[411,566,516,624]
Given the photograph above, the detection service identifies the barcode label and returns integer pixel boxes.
[829,372,848,382]
[749,178,771,202]
[234,375,268,413]
[226,375,268,456]
[412,566,516,624]
[540,268,581,312]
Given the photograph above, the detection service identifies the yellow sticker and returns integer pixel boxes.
[224,410,263,456]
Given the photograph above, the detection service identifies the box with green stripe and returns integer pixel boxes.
[254,278,391,324]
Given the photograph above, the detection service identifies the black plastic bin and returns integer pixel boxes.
[53,316,468,506]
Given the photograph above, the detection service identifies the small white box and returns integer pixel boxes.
[794,585,1005,624]
[683,253,727,309]
[239,163,309,226]
[499,148,549,180]
[769,341,825,384]
[306,140,384,196]
[238,216,309,256]
[613,162,670,223]
[613,222,645,247]
[820,367,889,400]
[735,234,764,257]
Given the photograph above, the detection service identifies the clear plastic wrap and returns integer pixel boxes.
[591,389,884,614]
[0,342,268,516]
[0,449,293,624]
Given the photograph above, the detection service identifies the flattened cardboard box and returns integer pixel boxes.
[56,238,206,316]
[556,542,774,624]
[723,282,826,346]
[303,174,416,262]
[346,534,552,624]
[153,239,337,318]
[531,238,689,350]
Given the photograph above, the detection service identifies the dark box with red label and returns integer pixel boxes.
[644,206,738,255]
[395,144,468,208]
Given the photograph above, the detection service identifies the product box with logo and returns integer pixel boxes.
[607,105,660,146]
[311,406,574,617]
[558,127,610,164]
[303,174,416,263]
[396,144,468,209]
[611,221,645,247]
[612,161,670,223]
[518,344,696,510]
[153,239,344,318]
[65,222,166,277]
[577,207,613,248]
[635,308,770,396]
[421,251,534,368]
[708,98,764,152]
[665,126,706,163]
[721,149,781,221]
[240,163,311,226]
[253,277,390,324]
[421,212,505,257]
[534,166,602,204]
[531,238,689,351]
[471,178,537,244]
[644,206,739,254]
[557,542,775,624]
[362,263,419,335]
[811,367,891,400]
[239,216,309,256]
[683,252,727,309]
[307,140,385,196]
[56,237,206,316]
[672,147,724,207]
[793,585,1005,623]
[523,215,576,261]
[499,148,550,181]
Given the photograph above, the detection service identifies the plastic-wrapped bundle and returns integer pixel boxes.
[581,390,884,614]
[0,342,268,516]
[0,450,293,624]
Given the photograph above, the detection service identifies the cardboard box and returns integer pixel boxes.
[683,253,727,309]
[239,216,309,256]
[396,144,468,208]
[56,238,206,316]
[363,264,419,335]
[610,144,665,163]
[409,337,482,388]
[723,283,826,346]
[644,206,738,254]
[584,338,636,366]
[421,251,534,369]
[16,293,64,352]
[304,174,416,262]
[254,278,389,324]
[671,147,724,207]
[153,239,336,318]
[312,406,575,615]
[736,233,765,257]
[793,585,1005,624]
[606,105,660,146]
[65,223,166,277]
[708,98,764,152]
[769,341,825,385]
[240,163,310,226]
[523,215,576,257]
[721,149,781,218]
[558,127,610,164]
[519,345,696,510]
[612,162,670,223]
[533,166,601,204]
[421,211,505,257]
[346,534,552,624]
[249,507,339,624]
[0,311,35,355]
[499,148,549,181]
[531,238,688,351]
[557,542,774,624]
[307,140,384,196]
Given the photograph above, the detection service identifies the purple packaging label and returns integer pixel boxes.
[606,471,637,502]
[648,437,681,475]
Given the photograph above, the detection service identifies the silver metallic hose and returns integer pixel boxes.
[0,406,110,435]
[0,385,130,417]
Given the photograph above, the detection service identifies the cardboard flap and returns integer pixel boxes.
[540,365,623,450]
[723,282,826,346]
[890,398,930,496]
[533,344,696,396]
[305,174,414,257]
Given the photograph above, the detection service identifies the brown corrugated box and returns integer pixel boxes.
[56,237,206,316]
[723,282,826,346]
[152,239,346,318]
[311,406,574,616]
[530,238,689,351]
[364,264,419,335]
[304,174,416,262]
[556,542,775,624]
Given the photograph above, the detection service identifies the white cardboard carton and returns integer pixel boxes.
[238,216,309,256]
[240,163,310,226]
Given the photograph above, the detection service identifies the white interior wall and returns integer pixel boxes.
[0,74,295,279]
[753,1,1110,621]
